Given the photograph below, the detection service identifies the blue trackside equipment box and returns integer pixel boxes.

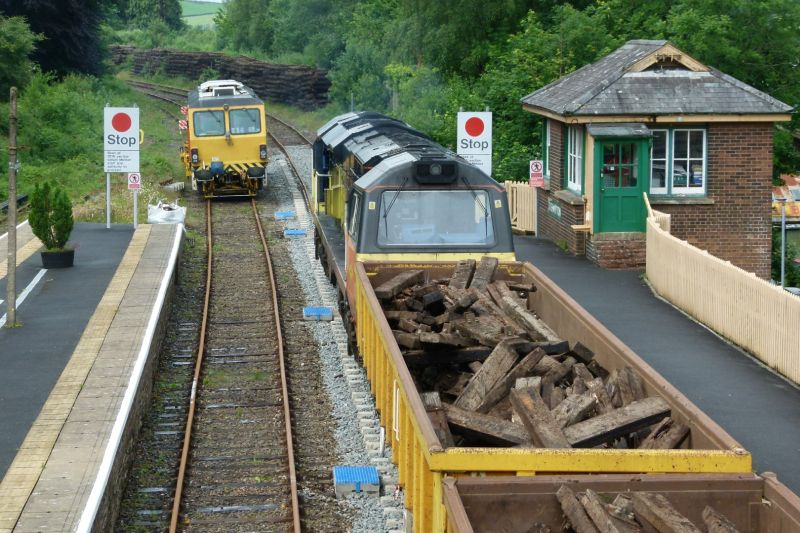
[303,306,333,321]
[332,465,380,497]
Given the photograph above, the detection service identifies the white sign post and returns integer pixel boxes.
[103,106,140,228]
[128,173,141,229]
[457,111,493,176]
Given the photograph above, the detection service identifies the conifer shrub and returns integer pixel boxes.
[29,181,74,251]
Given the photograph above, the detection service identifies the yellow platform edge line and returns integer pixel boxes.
[0,238,43,280]
[0,225,152,533]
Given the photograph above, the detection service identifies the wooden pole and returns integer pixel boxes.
[6,87,18,327]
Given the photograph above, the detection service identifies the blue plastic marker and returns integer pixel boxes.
[303,306,333,321]
[283,228,307,237]
[274,211,296,220]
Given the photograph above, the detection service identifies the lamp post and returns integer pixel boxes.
[777,197,787,288]
[6,87,18,328]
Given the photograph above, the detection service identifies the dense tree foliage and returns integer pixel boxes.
[0,0,106,76]
[0,16,41,96]
[213,0,799,181]
[123,0,184,30]
[772,227,800,287]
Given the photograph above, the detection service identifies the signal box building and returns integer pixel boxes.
[520,40,793,278]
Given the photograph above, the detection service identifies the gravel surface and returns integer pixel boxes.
[269,148,402,532]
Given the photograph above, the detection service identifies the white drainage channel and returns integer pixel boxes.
[284,169,406,532]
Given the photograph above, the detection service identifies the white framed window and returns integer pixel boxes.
[648,128,707,196]
[650,129,669,195]
[671,129,706,194]
[567,125,583,193]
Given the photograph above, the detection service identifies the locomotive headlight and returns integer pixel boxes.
[259,144,267,160]
[430,163,442,176]
[191,148,198,164]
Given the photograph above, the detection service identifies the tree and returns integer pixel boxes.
[390,0,533,77]
[772,227,800,287]
[0,0,106,76]
[0,16,42,97]
[125,0,184,30]
[215,0,274,54]
[29,181,74,251]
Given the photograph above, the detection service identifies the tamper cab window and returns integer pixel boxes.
[230,108,261,134]
[193,110,225,137]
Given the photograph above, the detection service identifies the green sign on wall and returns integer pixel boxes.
[548,198,562,220]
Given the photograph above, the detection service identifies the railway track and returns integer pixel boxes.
[116,80,352,532]
[169,198,300,532]
[128,80,187,107]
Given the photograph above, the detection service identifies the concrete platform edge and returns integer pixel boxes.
[77,223,183,533]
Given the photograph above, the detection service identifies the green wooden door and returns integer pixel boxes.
[595,140,648,233]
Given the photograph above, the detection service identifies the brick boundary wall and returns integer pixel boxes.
[111,45,330,110]
[586,238,646,270]
[653,122,773,279]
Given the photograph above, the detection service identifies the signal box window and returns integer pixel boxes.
[377,190,495,247]
[230,108,261,134]
[648,128,706,196]
[193,111,225,137]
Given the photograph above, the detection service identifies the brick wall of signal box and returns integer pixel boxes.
[654,122,774,279]
[536,121,587,255]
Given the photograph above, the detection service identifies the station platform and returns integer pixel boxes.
[514,235,800,494]
[0,221,182,532]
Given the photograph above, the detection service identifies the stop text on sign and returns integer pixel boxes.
[104,106,140,173]
[456,111,492,176]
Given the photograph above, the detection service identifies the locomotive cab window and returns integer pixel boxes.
[229,108,261,134]
[377,190,494,247]
[348,192,362,237]
[193,110,225,137]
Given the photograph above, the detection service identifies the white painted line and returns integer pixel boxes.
[0,268,47,328]
[0,219,29,242]
[77,224,183,533]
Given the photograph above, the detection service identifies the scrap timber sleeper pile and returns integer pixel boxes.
[375,256,687,451]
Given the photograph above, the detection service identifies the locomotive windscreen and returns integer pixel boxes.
[377,190,494,247]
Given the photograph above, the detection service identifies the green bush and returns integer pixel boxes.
[29,181,74,251]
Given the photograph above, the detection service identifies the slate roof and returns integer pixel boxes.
[521,40,793,117]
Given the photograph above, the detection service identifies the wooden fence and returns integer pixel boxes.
[506,181,537,233]
[644,195,800,384]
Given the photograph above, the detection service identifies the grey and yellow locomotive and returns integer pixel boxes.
[310,111,516,305]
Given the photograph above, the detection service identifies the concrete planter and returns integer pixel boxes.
[41,249,74,268]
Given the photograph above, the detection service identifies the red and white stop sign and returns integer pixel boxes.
[457,111,493,176]
[103,107,139,151]
[104,106,140,173]
[457,112,492,153]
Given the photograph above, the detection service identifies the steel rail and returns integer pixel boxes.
[250,197,302,533]
[168,199,301,533]
[128,80,188,99]
[266,124,312,210]
[169,200,212,533]
[266,111,315,145]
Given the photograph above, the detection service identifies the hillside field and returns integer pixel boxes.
[181,1,222,26]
